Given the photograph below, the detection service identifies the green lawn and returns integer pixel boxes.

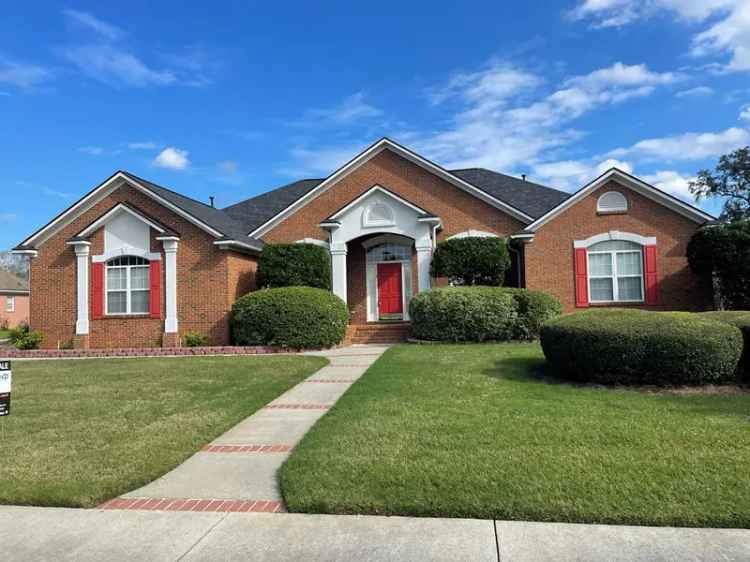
[0,329,9,339]
[281,343,750,527]
[1,355,326,508]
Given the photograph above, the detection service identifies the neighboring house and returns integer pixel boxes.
[13,138,714,349]
[0,270,29,329]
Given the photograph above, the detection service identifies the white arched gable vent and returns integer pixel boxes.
[362,202,395,227]
[295,238,329,249]
[597,191,628,213]
[447,230,498,240]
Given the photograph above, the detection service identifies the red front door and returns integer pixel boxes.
[377,263,403,317]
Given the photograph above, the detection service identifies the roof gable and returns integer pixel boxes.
[524,168,715,232]
[247,138,535,238]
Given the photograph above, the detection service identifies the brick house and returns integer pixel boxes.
[13,138,714,349]
[0,270,29,329]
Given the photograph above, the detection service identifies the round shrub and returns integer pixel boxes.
[9,323,43,350]
[540,309,743,386]
[232,287,348,349]
[409,287,518,342]
[500,288,563,339]
[698,311,750,381]
[430,237,510,286]
[257,243,331,290]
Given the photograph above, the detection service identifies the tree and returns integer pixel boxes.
[0,251,29,280]
[690,146,750,222]
[430,236,510,286]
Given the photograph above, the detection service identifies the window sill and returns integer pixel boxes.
[589,301,645,307]
[100,314,153,319]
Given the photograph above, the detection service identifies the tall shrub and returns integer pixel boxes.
[687,221,750,309]
[430,237,510,286]
[257,243,331,290]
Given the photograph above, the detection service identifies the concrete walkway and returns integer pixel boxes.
[4,506,749,561]
[115,344,390,511]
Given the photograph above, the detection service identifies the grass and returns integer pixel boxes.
[281,343,750,527]
[0,329,9,339]
[1,355,326,508]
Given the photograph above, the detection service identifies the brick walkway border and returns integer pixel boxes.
[1,345,307,359]
[99,497,285,513]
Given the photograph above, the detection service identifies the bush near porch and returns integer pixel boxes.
[698,311,750,380]
[540,309,743,386]
[409,286,562,342]
[232,286,349,349]
[430,236,510,286]
[257,243,332,290]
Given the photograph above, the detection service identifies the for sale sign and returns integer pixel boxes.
[0,360,10,416]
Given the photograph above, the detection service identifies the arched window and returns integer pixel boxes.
[587,240,643,303]
[366,243,410,262]
[597,191,628,213]
[106,255,150,314]
[363,202,395,227]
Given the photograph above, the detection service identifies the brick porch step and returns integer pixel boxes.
[345,322,411,344]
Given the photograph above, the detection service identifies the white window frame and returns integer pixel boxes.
[5,296,14,313]
[105,257,151,315]
[587,245,645,304]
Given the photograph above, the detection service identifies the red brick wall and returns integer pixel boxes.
[29,183,250,348]
[263,149,525,243]
[0,294,29,328]
[524,180,711,312]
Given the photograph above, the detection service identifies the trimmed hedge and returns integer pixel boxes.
[410,287,517,342]
[232,287,348,349]
[430,237,510,286]
[540,309,743,386]
[501,288,563,339]
[257,243,331,290]
[698,311,750,381]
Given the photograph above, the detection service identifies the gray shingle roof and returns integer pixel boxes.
[0,270,29,293]
[450,168,570,219]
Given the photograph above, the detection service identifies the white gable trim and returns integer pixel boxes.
[447,230,499,239]
[249,138,533,238]
[573,231,656,249]
[525,168,714,233]
[328,185,432,221]
[76,203,168,238]
[19,172,222,248]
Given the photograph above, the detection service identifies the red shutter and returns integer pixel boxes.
[574,248,589,308]
[91,262,104,320]
[149,260,162,319]
[644,245,659,305]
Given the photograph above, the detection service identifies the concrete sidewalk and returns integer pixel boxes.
[118,345,389,509]
[3,506,748,562]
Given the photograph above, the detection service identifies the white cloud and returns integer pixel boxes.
[61,45,175,87]
[298,92,383,126]
[569,1,750,73]
[412,61,676,172]
[642,170,696,200]
[595,158,633,175]
[128,141,158,150]
[217,160,238,174]
[63,9,124,41]
[153,147,190,170]
[531,158,634,191]
[281,144,364,176]
[0,56,51,89]
[675,86,715,98]
[608,127,750,161]
[0,213,17,222]
[78,146,105,156]
[740,106,750,121]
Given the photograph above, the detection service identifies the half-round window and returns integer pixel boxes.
[106,255,150,314]
[363,203,395,227]
[597,191,628,213]
[366,243,410,262]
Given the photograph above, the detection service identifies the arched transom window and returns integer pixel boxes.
[587,240,643,303]
[366,243,410,262]
[106,255,150,314]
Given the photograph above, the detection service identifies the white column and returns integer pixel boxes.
[73,242,91,335]
[330,242,348,304]
[162,238,179,333]
[416,243,432,293]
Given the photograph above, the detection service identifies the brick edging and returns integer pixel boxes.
[0,345,310,359]
[99,497,285,512]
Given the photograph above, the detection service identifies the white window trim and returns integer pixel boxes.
[106,259,151,316]
[5,296,14,313]
[587,247,645,304]
[574,231,656,249]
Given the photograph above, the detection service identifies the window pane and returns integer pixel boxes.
[590,278,614,301]
[589,240,640,252]
[131,266,150,290]
[618,277,643,301]
[131,290,150,313]
[367,243,410,262]
[107,291,127,314]
[588,253,612,276]
[107,268,127,290]
[616,252,642,275]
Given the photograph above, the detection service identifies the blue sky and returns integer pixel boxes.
[2,1,749,249]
